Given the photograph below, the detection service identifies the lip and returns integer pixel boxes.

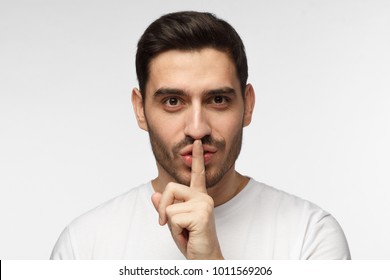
[179,145,217,167]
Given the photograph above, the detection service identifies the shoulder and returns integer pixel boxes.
[248,179,351,259]
[69,183,152,232]
[246,179,338,233]
[244,179,328,219]
[71,183,152,226]
[50,182,153,259]
[217,178,331,231]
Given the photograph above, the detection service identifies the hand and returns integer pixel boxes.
[151,140,224,259]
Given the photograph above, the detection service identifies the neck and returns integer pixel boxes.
[151,165,249,207]
[207,168,249,206]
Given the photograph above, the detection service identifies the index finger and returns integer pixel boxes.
[190,140,206,192]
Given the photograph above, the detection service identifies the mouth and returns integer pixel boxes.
[179,145,217,167]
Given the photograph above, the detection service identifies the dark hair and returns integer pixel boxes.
[135,11,248,98]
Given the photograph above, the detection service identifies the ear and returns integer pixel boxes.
[131,88,148,131]
[243,84,255,127]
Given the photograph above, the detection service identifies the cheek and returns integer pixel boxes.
[148,114,184,144]
[211,113,243,139]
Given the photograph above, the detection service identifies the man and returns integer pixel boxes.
[51,11,350,260]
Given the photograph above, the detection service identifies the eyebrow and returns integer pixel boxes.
[206,87,237,96]
[153,87,237,98]
[153,88,187,98]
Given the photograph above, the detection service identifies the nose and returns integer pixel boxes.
[183,104,211,140]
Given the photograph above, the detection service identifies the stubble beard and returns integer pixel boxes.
[147,126,243,189]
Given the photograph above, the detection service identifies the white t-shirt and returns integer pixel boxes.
[50,179,350,259]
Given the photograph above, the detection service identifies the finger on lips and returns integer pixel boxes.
[190,140,207,192]
[157,140,208,225]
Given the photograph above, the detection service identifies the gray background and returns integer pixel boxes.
[1,0,389,259]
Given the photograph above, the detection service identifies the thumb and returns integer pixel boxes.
[151,192,162,211]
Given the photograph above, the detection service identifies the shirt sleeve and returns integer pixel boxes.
[50,226,76,260]
[301,214,351,260]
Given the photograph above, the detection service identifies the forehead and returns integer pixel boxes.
[146,48,240,95]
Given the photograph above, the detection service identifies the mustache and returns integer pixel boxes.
[172,135,225,154]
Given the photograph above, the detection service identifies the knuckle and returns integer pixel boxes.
[165,182,173,190]
[198,209,211,223]
[204,203,214,215]
[170,215,182,229]
[195,198,214,221]
[202,195,215,208]
[170,214,178,224]
[165,205,174,218]
[165,182,175,192]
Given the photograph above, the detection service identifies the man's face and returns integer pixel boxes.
[134,48,253,188]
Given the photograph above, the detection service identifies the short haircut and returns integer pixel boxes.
[135,11,248,99]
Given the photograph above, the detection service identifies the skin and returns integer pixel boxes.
[132,48,255,259]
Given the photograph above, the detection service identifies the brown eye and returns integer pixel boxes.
[211,96,230,105]
[213,96,224,104]
[166,97,180,106]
